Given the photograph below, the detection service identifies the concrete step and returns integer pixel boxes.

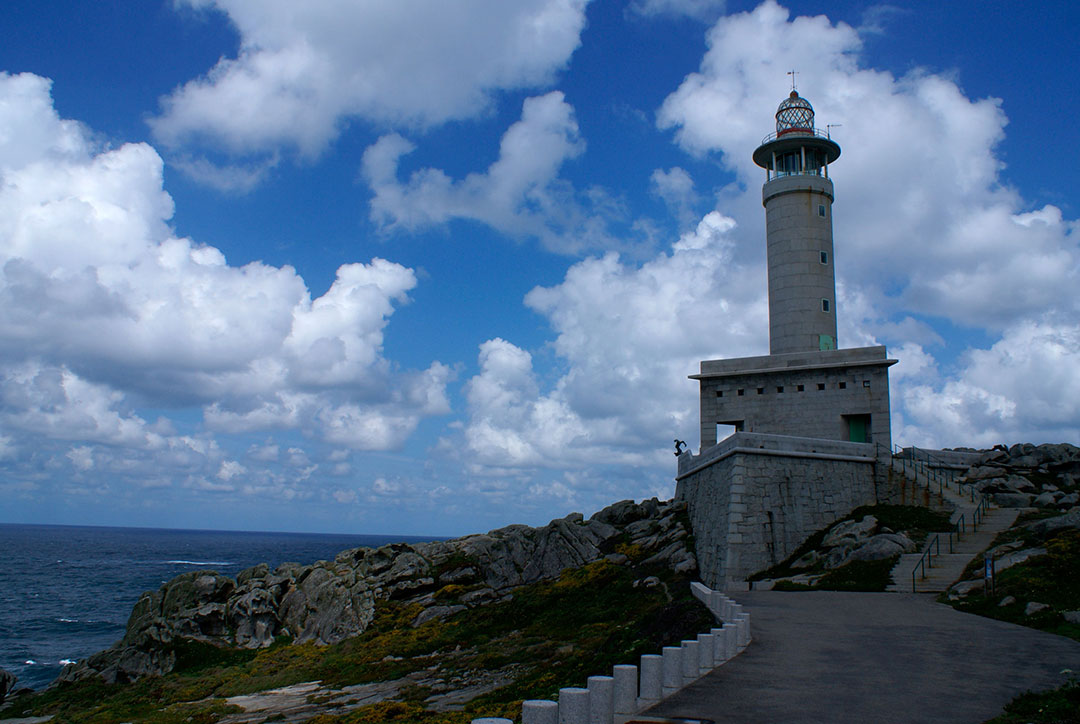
[887,508,1019,593]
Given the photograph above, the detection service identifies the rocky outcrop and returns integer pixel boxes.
[958,443,1080,511]
[0,667,16,703]
[789,515,916,572]
[58,498,696,685]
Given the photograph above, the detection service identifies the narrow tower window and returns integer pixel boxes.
[822,298,830,313]
[818,204,826,217]
[820,251,828,264]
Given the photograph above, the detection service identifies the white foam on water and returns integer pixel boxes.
[24,659,36,665]
[59,659,75,665]
[58,618,78,623]
[165,560,233,566]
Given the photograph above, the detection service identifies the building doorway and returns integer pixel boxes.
[844,414,871,443]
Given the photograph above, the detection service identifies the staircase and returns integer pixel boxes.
[883,447,1020,594]
[888,507,1018,593]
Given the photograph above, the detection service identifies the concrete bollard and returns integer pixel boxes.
[696,633,714,675]
[661,646,682,696]
[710,627,726,665]
[709,590,725,618]
[639,654,662,706]
[737,614,751,648]
[680,639,700,686]
[613,664,638,715]
[722,622,737,660]
[522,700,559,724]
[472,719,513,724]
[558,687,590,724]
[587,675,614,724]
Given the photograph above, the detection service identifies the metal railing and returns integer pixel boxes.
[885,443,999,592]
[912,534,941,592]
[759,127,837,145]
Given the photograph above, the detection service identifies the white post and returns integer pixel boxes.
[639,654,662,706]
[522,700,559,724]
[613,665,637,715]
[661,646,682,696]
[696,633,714,675]
[587,675,614,724]
[710,591,725,618]
[680,639,700,686]
[722,623,737,660]
[710,627,726,665]
[472,719,513,724]
[737,614,751,649]
[559,687,590,724]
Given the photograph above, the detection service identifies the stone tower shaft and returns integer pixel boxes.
[752,91,841,355]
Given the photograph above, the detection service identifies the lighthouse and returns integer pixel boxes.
[752,90,842,355]
[686,87,896,450]
[675,89,899,587]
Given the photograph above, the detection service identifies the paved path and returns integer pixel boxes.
[646,591,1080,724]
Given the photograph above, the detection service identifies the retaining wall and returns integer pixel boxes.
[676,432,880,588]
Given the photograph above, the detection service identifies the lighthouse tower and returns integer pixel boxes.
[675,86,899,588]
[752,91,842,355]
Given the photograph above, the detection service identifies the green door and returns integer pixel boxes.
[848,416,867,443]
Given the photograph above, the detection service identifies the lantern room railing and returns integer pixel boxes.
[759,127,836,145]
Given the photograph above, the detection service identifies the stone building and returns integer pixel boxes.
[677,90,897,588]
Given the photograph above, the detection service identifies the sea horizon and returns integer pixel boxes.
[0,523,447,691]
[0,520,450,541]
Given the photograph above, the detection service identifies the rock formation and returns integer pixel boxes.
[58,498,696,685]
[788,514,916,572]
[958,443,1080,510]
[0,668,16,704]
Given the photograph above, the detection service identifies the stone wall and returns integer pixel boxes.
[676,432,879,588]
[692,346,896,450]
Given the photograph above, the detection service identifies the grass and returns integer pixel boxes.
[0,559,714,724]
[946,528,1080,643]
[983,671,1080,724]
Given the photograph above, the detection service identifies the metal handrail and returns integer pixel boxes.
[912,534,941,592]
[972,493,990,529]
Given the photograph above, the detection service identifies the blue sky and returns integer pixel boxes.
[1,0,1077,536]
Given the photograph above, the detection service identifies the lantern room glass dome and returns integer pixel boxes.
[776,91,814,135]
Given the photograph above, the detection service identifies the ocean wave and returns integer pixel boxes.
[24,659,36,665]
[164,560,233,566]
[59,659,75,665]
[57,617,78,623]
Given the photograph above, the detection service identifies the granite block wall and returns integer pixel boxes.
[676,432,878,588]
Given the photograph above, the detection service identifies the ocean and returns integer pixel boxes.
[0,523,440,691]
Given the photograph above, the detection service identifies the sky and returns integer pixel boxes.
[0,0,1077,537]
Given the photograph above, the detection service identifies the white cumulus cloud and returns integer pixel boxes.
[0,72,449,498]
[462,211,766,476]
[363,92,621,253]
[150,0,590,158]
